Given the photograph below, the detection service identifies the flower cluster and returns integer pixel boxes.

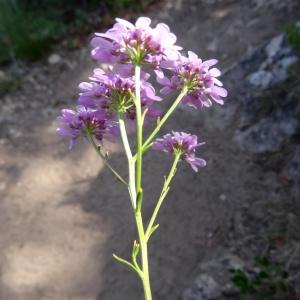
[57,16,227,167]
[56,106,118,149]
[57,64,161,147]
[153,132,206,172]
[91,17,182,66]
[79,68,161,118]
[156,51,228,109]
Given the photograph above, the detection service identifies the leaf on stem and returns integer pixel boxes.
[113,253,142,278]
[141,108,149,125]
[132,240,140,258]
[132,240,142,273]
[156,116,161,126]
[146,224,159,241]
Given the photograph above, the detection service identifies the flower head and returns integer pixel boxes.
[56,106,117,149]
[91,17,182,66]
[78,68,161,122]
[153,131,206,172]
[156,51,227,108]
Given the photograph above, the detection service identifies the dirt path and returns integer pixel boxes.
[0,1,299,300]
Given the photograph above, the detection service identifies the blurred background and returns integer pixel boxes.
[0,0,300,300]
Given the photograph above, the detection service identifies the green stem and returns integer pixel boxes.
[118,114,137,208]
[142,87,188,153]
[134,64,152,300]
[135,64,143,191]
[135,211,152,300]
[87,133,127,185]
[145,153,181,240]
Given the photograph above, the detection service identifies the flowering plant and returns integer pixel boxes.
[57,17,227,300]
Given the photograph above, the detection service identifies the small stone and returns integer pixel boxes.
[0,182,6,191]
[219,194,226,201]
[207,40,218,52]
[174,0,183,10]
[8,128,22,139]
[220,254,245,270]
[48,54,62,65]
[183,274,221,300]
[265,34,284,58]
[221,283,240,297]
[207,232,214,239]
[0,70,6,79]
[247,70,273,88]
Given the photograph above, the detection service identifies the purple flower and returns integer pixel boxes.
[78,68,161,122]
[153,131,206,172]
[91,17,182,66]
[56,106,117,149]
[77,80,108,108]
[156,51,227,108]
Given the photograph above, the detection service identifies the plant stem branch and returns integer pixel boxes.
[146,153,181,240]
[113,254,143,278]
[118,114,136,208]
[87,133,127,185]
[142,87,188,153]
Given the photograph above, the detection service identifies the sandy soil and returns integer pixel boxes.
[0,1,299,299]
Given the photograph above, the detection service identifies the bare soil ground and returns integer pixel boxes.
[0,1,299,299]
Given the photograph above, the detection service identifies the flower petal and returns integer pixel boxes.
[115,18,134,29]
[135,17,151,28]
[209,67,221,77]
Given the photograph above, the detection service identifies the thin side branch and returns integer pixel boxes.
[87,133,127,185]
[145,153,181,240]
[141,87,188,154]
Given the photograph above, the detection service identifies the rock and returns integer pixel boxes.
[247,70,273,88]
[198,253,245,276]
[243,30,299,90]
[234,115,299,153]
[218,254,244,270]
[0,71,16,97]
[8,127,22,139]
[174,0,183,10]
[279,56,299,69]
[265,34,284,58]
[272,56,299,84]
[271,66,289,84]
[288,147,300,183]
[48,53,62,65]
[183,274,221,300]
[183,254,245,300]
[0,70,6,80]
[285,85,300,117]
